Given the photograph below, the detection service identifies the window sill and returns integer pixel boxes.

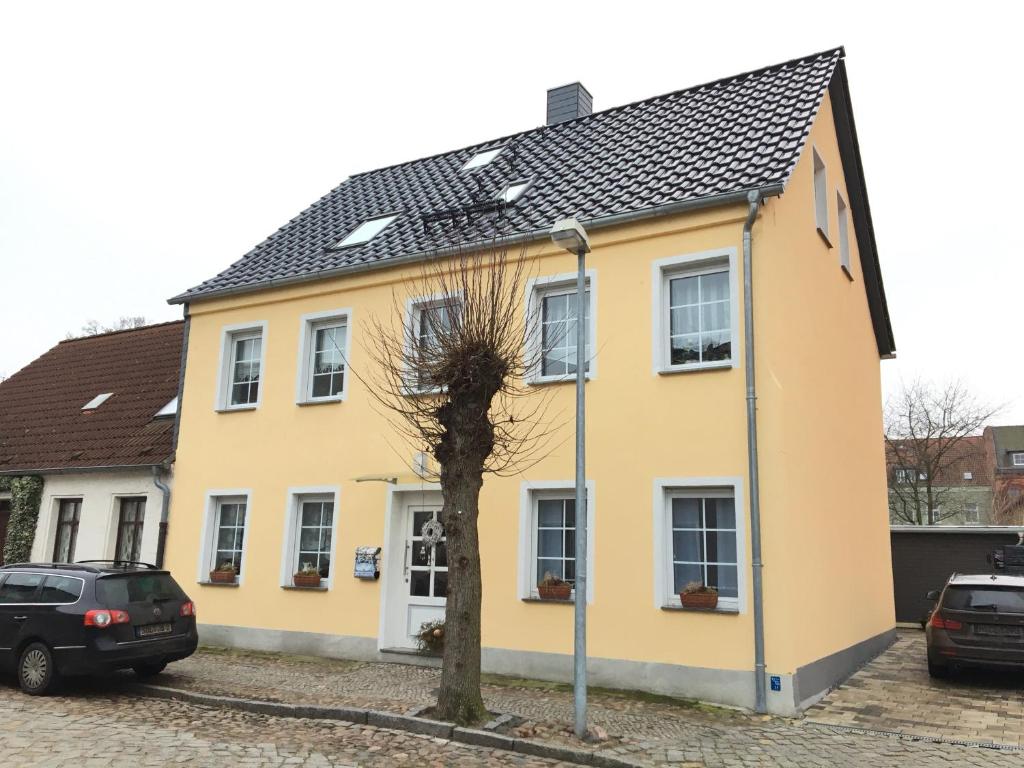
[281,584,329,592]
[816,227,832,248]
[841,264,854,282]
[296,397,344,407]
[527,374,593,387]
[521,596,573,604]
[657,360,733,376]
[198,580,239,588]
[215,405,258,413]
[661,604,739,615]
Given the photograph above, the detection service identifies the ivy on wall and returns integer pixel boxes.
[1,475,43,564]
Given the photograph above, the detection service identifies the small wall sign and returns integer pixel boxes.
[770,675,781,692]
[354,546,381,580]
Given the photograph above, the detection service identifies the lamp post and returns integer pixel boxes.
[549,217,590,739]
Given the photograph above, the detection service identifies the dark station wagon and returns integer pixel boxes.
[0,561,197,694]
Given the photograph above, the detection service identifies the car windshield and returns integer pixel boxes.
[96,573,185,606]
[943,585,1024,613]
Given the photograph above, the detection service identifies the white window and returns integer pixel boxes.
[652,249,737,374]
[200,495,249,583]
[526,272,595,383]
[964,503,980,524]
[894,467,915,484]
[216,323,267,410]
[462,146,502,171]
[518,482,595,603]
[407,296,461,391]
[498,180,531,204]
[837,192,851,277]
[154,397,178,418]
[332,214,398,249]
[963,471,973,481]
[1013,453,1024,467]
[82,393,113,410]
[653,478,745,612]
[296,311,351,404]
[813,148,829,243]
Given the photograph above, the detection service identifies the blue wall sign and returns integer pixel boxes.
[770,675,781,692]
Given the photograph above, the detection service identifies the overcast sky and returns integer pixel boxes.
[2,2,1021,421]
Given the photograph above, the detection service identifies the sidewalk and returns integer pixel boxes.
[148,644,1022,767]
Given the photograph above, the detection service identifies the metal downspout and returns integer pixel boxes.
[743,190,768,713]
[152,465,171,568]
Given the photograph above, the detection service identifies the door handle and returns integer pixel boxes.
[13,616,27,622]
[403,542,410,582]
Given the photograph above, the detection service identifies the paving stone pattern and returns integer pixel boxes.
[807,629,1024,747]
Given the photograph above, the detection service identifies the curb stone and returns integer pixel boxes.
[131,683,644,767]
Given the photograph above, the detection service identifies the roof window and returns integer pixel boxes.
[498,180,531,204]
[155,397,178,418]
[332,214,398,249]
[462,147,502,171]
[82,393,113,410]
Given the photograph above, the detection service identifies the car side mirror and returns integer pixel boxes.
[925,590,940,601]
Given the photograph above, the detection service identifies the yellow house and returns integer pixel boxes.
[164,47,896,715]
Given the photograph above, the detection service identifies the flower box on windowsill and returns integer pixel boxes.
[293,573,323,589]
[537,583,572,601]
[209,570,238,584]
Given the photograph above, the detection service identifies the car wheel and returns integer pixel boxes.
[928,660,949,679]
[18,642,60,695]
[133,662,167,679]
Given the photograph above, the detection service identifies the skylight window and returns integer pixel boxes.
[332,214,398,249]
[155,397,178,418]
[82,393,113,410]
[498,181,531,204]
[462,147,502,171]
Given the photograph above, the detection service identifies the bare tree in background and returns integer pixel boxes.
[885,380,999,524]
[67,316,148,339]
[992,485,1024,526]
[363,239,559,725]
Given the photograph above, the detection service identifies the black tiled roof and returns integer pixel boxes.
[173,48,843,303]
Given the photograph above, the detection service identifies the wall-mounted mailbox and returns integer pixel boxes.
[354,546,381,580]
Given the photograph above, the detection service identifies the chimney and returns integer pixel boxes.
[546,82,592,125]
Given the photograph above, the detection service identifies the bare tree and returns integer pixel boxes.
[363,238,559,725]
[67,315,148,339]
[992,484,1024,526]
[885,380,999,525]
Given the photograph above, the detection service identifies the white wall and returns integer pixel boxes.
[30,468,172,565]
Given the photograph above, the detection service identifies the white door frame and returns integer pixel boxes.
[378,484,443,650]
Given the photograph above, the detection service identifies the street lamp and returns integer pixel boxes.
[549,216,590,739]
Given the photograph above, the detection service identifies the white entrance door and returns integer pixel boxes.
[383,495,447,649]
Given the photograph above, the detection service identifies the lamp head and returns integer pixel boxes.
[549,217,591,254]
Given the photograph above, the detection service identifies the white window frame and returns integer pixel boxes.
[836,191,852,279]
[215,322,268,411]
[462,146,503,171]
[517,480,595,604]
[813,147,830,245]
[404,292,463,394]
[963,471,973,481]
[964,503,980,524]
[331,214,398,249]
[295,309,353,405]
[651,248,738,375]
[197,490,252,585]
[278,486,341,590]
[497,179,532,204]
[1013,453,1024,467]
[652,477,746,613]
[524,270,597,384]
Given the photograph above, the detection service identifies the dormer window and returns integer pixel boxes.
[498,180,531,204]
[462,147,502,171]
[82,393,113,410]
[1013,452,1024,467]
[332,214,398,249]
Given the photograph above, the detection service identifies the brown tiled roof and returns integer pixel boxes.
[0,321,184,473]
[886,435,993,486]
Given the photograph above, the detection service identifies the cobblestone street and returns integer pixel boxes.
[3,631,1017,767]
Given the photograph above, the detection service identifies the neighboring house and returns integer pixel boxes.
[165,47,896,715]
[886,436,993,525]
[985,425,1024,524]
[0,322,183,565]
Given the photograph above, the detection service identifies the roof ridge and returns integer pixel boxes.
[347,46,845,181]
[58,319,184,345]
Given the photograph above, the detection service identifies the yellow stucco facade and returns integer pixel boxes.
[165,93,894,714]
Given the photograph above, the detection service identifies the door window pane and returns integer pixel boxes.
[0,573,44,603]
[407,508,447,598]
[39,575,83,603]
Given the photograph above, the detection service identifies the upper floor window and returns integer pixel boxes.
[52,499,81,563]
[813,147,829,244]
[964,503,980,524]
[653,251,737,374]
[1013,452,1024,467]
[297,312,351,404]
[217,324,266,410]
[837,192,852,278]
[526,273,594,383]
[409,297,461,391]
[894,467,925,484]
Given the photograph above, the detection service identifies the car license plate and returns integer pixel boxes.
[137,622,173,638]
[974,624,1022,638]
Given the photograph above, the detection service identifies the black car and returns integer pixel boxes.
[0,561,197,694]
[925,573,1024,677]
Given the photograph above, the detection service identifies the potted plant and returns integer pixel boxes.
[680,581,718,609]
[293,562,322,588]
[537,572,572,600]
[209,561,238,584]
[416,619,445,655]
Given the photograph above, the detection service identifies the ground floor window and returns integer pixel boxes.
[668,492,738,599]
[213,498,247,578]
[115,497,146,562]
[534,496,576,590]
[52,498,81,563]
[295,498,334,578]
